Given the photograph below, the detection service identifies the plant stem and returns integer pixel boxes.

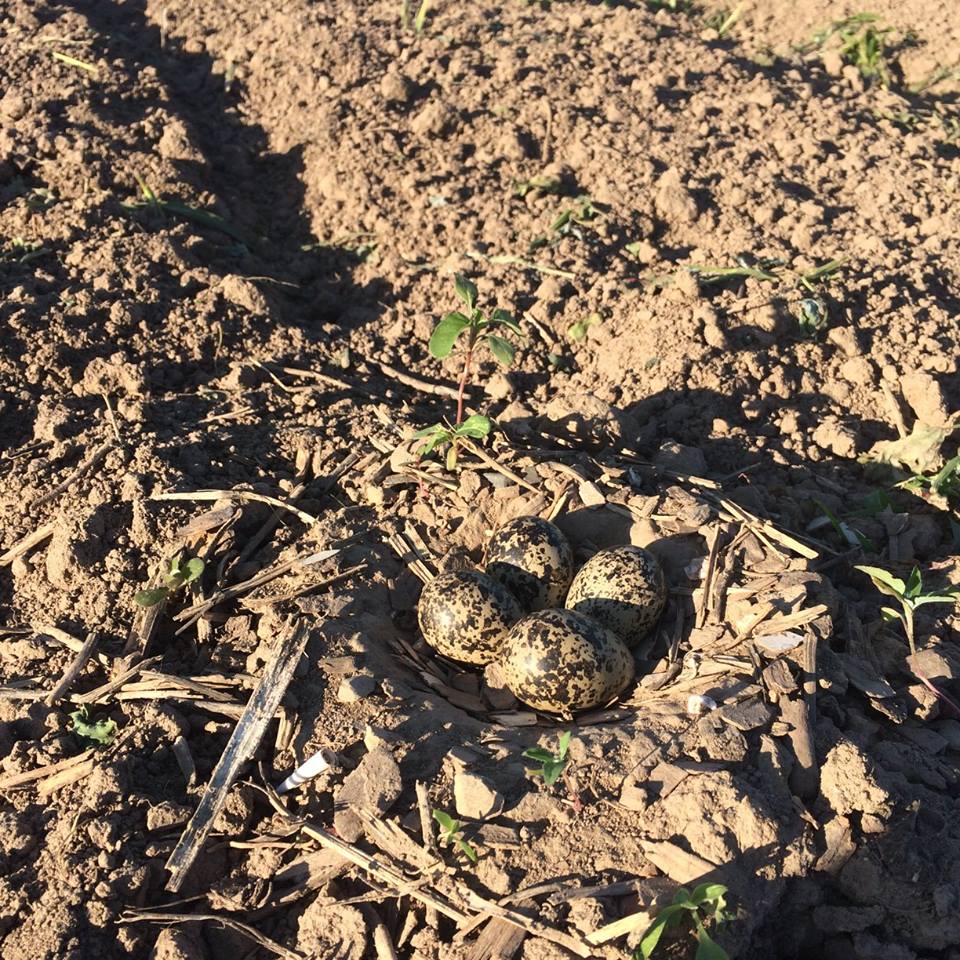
[455,330,477,426]
[903,604,916,656]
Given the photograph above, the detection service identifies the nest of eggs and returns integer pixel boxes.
[415,516,668,718]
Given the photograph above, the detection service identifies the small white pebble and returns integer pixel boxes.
[687,694,718,716]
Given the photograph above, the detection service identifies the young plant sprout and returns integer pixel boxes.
[419,275,522,469]
[135,551,205,607]
[432,808,477,863]
[635,883,731,960]
[523,730,572,786]
[855,565,960,655]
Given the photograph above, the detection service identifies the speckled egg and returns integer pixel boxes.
[565,546,667,646]
[485,516,574,612]
[499,608,634,714]
[418,571,523,665]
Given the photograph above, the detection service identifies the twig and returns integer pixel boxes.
[462,893,592,958]
[152,489,319,527]
[361,904,400,960]
[261,786,469,923]
[0,522,56,565]
[29,440,113,509]
[457,439,541,495]
[119,910,303,960]
[165,617,309,892]
[364,357,467,401]
[0,749,95,791]
[45,630,99,705]
[416,781,440,929]
[173,548,340,621]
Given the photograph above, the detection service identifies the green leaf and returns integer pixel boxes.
[635,906,687,960]
[568,313,601,342]
[542,759,566,786]
[69,707,118,746]
[862,417,957,475]
[414,423,448,438]
[432,809,457,833]
[855,565,906,598]
[690,883,727,907]
[488,308,523,335]
[182,557,205,585]
[429,312,471,359]
[522,747,555,763]
[454,274,478,310]
[486,334,516,366]
[457,838,478,862]
[880,606,903,622]
[135,587,170,607]
[455,414,492,439]
[446,444,458,471]
[904,566,923,599]
[694,925,730,960]
[913,593,960,608]
[557,730,572,760]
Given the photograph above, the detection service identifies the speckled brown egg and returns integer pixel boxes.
[418,571,523,665]
[499,609,634,713]
[485,516,574,612]
[565,546,667,646]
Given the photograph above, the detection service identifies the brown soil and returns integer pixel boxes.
[2,1,960,959]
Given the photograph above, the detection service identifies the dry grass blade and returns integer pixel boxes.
[0,521,55,565]
[45,630,99,705]
[457,438,541,495]
[0,748,96,791]
[120,910,303,960]
[153,488,319,526]
[29,440,113,509]
[165,617,309,892]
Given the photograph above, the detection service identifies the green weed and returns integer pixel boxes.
[122,174,251,245]
[432,809,478,862]
[855,565,960,655]
[799,13,895,87]
[135,551,205,607]
[70,706,118,746]
[704,3,743,38]
[420,275,522,467]
[523,730,572,786]
[0,237,48,264]
[635,883,731,960]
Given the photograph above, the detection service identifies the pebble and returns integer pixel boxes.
[619,779,650,811]
[901,370,951,427]
[453,772,504,820]
[334,748,403,842]
[337,675,378,703]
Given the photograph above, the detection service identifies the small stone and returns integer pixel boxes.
[380,71,412,104]
[578,481,606,507]
[653,441,707,476]
[444,744,482,776]
[363,724,399,752]
[485,372,515,401]
[337,675,377,703]
[812,421,859,458]
[618,779,649,812]
[901,370,951,427]
[334,748,403,842]
[453,772,504,820]
[145,801,193,832]
[719,697,774,731]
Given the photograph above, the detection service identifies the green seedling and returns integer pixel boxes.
[432,809,478,862]
[523,730,572,787]
[704,3,743,38]
[428,274,523,425]
[568,313,602,342]
[635,883,731,960]
[415,414,492,471]
[122,175,251,245]
[1,237,48,265]
[512,173,567,199]
[896,455,960,504]
[135,552,205,607]
[799,13,894,87]
[811,498,875,551]
[855,565,960,655]
[69,706,118,746]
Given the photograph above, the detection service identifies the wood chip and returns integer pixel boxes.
[641,840,716,883]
